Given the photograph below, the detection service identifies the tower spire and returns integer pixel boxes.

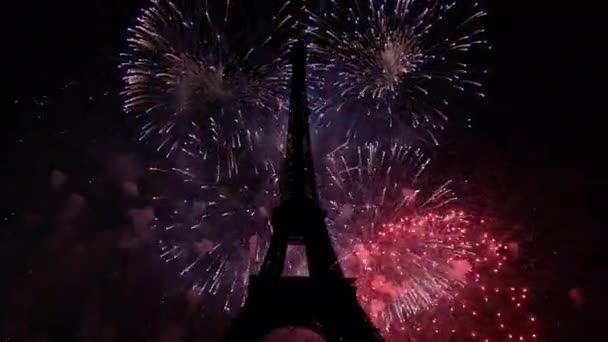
[280,40,318,203]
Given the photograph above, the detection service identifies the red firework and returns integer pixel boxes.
[340,210,539,341]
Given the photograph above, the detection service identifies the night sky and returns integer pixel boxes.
[2,0,605,341]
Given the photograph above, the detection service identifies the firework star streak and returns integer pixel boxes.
[121,0,291,169]
[307,0,488,142]
[150,157,280,313]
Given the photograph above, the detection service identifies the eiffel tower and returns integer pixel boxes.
[225,41,384,341]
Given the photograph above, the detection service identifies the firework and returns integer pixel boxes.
[322,140,459,319]
[149,151,280,313]
[323,141,538,341]
[121,0,292,171]
[307,0,488,143]
[342,212,539,341]
[322,140,451,229]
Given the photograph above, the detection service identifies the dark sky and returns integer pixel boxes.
[2,0,605,340]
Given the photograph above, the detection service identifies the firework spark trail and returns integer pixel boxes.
[150,149,279,313]
[306,0,488,143]
[323,140,460,295]
[121,0,293,175]
[323,140,447,238]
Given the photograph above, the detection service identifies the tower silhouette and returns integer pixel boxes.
[225,41,384,341]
